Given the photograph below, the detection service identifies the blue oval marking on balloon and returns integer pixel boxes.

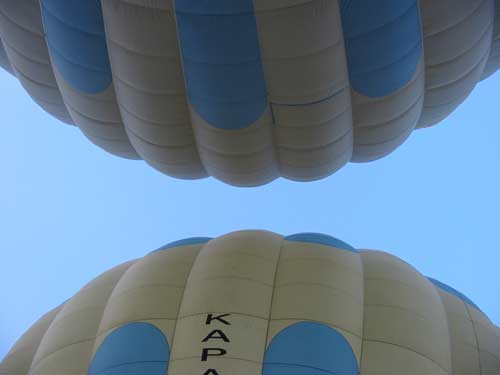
[263,322,359,375]
[40,0,112,94]
[151,237,212,254]
[428,277,481,311]
[285,233,357,253]
[340,0,422,97]
[175,0,267,130]
[88,322,170,375]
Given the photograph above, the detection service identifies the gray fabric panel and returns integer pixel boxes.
[418,0,495,128]
[50,58,139,160]
[191,108,279,187]
[257,0,354,181]
[351,62,424,162]
[102,0,206,178]
[0,0,72,125]
[482,0,500,79]
[0,39,13,74]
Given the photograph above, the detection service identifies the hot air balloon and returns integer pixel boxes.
[0,1,499,186]
[1,231,499,375]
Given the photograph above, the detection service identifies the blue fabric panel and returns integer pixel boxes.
[88,322,170,375]
[175,0,267,130]
[428,278,481,311]
[285,233,357,253]
[151,237,212,254]
[263,322,359,375]
[40,0,112,94]
[340,0,422,97]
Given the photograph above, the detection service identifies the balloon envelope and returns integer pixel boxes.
[1,231,499,374]
[1,0,500,186]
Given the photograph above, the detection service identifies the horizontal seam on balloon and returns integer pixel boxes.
[269,318,362,340]
[170,354,261,364]
[201,161,280,182]
[181,54,262,66]
[112,72,184,97]
[92,360,168,375]
[362,339,450,373]
[278,256,360,272]
[40,2,105,38]
[255,0,322,14]
[189,275,274,288]
[175,9,255,16]
[117,103,188,128]
[425,48,490,91]
[260,37,343,62]
[278,127,352,152]
[275,281,363,304]
[423,0,489,38]
[196,249,277,262]
[354,93,423,130]
[354,126,413,147]
[125,124,196,149]
[271,84,348,108]
[422,91,470,110]
[187,91,266,104]
[8,63,60,92]
[348,40,422,76]
[425,18,493,68]
[30,337,96,370]
[107,36,179,59]
[197,143,274,161]
[97,318,178,338]
[262,363,336,374]
[0,36,51,67]
[274,106,350,130]
[46,40,110,74]
[344,2,418,40]
[64,102,123,128]
[363,277,433,297]
[0,9,43,37]
[364,303,450,328]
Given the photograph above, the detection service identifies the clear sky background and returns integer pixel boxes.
[1,68,499,360]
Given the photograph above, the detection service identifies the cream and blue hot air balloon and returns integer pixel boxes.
[0,0,499,186]
[0,231,499,375]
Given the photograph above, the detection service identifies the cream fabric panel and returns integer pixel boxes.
[418,0,495,127]
[266,239,364,362]
[0,305,62,375]
[93,243,204,351]
[434,287,481,375]
[255,0,354,181]
[28,261,134,375]
[101,0,206,179]
[360,250,452,375]
[169,231,282,375]
[0,0,72,124]
[466,305,500,374]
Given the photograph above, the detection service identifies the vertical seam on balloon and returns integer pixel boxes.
[334,0,355,163]
[169,0,209,176]
[358,251,366,374]
[465,303,484,375]
[165,242,207,374]
[429,282,455,374]
[84,261,138,373]
[252,0,281,175]
[260,235,285,372]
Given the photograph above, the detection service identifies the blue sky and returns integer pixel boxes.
[1,68,499,360]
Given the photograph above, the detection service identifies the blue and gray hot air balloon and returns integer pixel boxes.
[0,0,499,186]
